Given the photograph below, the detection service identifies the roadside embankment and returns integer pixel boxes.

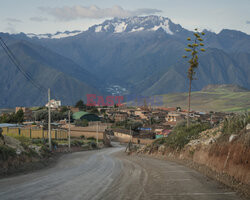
[134,124,250,198]
[0,135,100,177]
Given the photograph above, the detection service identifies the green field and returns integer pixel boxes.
[158,85,250,112]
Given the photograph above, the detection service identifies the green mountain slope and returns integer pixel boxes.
[0,40,100,107]
[158,84,250,112]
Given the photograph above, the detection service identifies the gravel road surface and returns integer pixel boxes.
[0,144,243,200]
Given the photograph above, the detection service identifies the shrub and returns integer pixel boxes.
[222,112,250,135]
[87,137,96,141]
[80,135,85,139]
[32,138,46,145]
[90,141,97,148]
[24,148,39,158]
[14,136,31,144]
[71,140,84,146]
[75,119,88,127]
[0,145,16,161]
[161,122,211,150]
[40,145,51,157]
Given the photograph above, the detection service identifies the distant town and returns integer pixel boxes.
[0,98,231,143]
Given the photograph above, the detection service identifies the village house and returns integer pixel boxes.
[110,111,128,122]
[166,112,184,122]
[70,107,80,113]
[134,109,149,119]
[155,129,172,139]
[45,99,61,109]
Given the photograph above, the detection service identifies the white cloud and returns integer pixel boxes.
[5,18,22,23]
[30,17,48,22]
[39,5,162,21]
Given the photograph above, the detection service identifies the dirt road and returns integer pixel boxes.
[0,144,243,200]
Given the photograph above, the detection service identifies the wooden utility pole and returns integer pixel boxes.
[125,126,132,153]
[68,110,71,150]
[130,125,132,142]
[187,79,191,128]
[48,88,52,151]
[96,121,99,147]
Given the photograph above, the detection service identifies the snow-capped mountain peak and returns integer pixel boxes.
[89,16,180,34]
[26,30,82,39]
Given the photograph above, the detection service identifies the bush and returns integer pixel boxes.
[75,119,88,127]
[24,148,39,158]
[222,112,250,135]
[87,137,96,141]
[14,136,31,144]
[90,142,97,148]
[0,145,16,161]
[153,137,167,145]
[40,145,51,157]
[161,122,211,150]
[80,135,85,139]
[32,138,47,145]
[71,140,84,146]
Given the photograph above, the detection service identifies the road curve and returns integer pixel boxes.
[0,144,243,200]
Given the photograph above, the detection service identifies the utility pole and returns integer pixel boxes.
[129,125,132,151]
[130,125,132,142]
[125,125,132,153]
[96,121,99,147]
[48,88,52,151]
[68,110,71,150]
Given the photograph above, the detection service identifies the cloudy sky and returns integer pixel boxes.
[1,0,250,34]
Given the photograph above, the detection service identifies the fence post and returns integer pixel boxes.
[55,130,57,140]
[18,128,20,136]
[30,128,32,139]
[42,128,44,139]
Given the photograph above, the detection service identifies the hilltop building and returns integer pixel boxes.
[45,99,61,109]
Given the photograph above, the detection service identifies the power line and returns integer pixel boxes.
[0,37,47,94]
[0,37,72,105]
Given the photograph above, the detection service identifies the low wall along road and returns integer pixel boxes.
[2,127,67,140]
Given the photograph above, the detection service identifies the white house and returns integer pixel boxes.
[45,99,61,109]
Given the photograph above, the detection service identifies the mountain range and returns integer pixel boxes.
[0,15,250,107]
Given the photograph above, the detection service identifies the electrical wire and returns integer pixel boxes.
[0,37,48,94]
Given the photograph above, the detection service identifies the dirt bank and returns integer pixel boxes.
[134,131,250,198]
[0,145,100,178]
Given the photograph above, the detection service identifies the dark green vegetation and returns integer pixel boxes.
[159,84,250,112]
[222,112,250,135]
[0,109,24,123]
[34,109,71,122]
[75,100,87,111]
[112,120,143,132]
[154,122,211,150]
[0,16,250,107]
[0,145,16,161]
[75,119,89,127]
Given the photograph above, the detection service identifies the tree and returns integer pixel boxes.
[60,106,69,113]
[183,29,205,127]
[15,109,24,123]
[126,121,143,132]
[75,100,86,110]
